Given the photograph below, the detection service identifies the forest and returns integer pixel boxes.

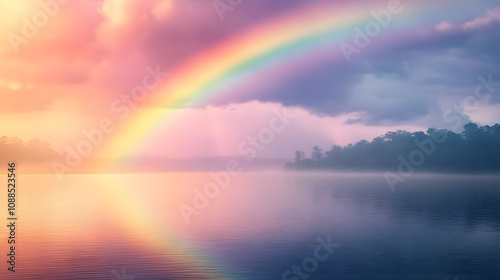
[286,123,500,173]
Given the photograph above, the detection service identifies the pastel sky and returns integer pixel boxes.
[1,0,500,167]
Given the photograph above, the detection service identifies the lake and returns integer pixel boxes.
[1,172,500,279]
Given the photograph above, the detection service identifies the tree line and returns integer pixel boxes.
[285,123,500,173]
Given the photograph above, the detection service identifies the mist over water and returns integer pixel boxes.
[2,172,500,279]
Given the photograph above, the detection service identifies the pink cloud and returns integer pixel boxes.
[462,7,500,30]
[139,102,426,159]
[0,0,236,114]
[430,7,500,34]
[434,21,454,33]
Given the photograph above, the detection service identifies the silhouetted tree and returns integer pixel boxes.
[295,151,305,163]
[311,146,323,161]
[285,123,500,173]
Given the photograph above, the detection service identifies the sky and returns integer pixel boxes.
[0,0,500,170]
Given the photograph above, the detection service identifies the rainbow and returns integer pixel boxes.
[94,0,481,166]
[85,1,484,279]
[94,0,449,165]
[97,174,245,279]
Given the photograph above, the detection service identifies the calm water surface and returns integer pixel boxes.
[1,172,500,279]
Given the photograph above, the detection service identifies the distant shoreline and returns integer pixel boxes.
[285,123,500,174]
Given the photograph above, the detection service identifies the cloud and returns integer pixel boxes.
[202,4,500,127]
[0,137,61,162]
[152,0,174,22]
[435,21,454,33]
[432,7,500,32]
[463,7,500,30]
[1,0,499,130]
